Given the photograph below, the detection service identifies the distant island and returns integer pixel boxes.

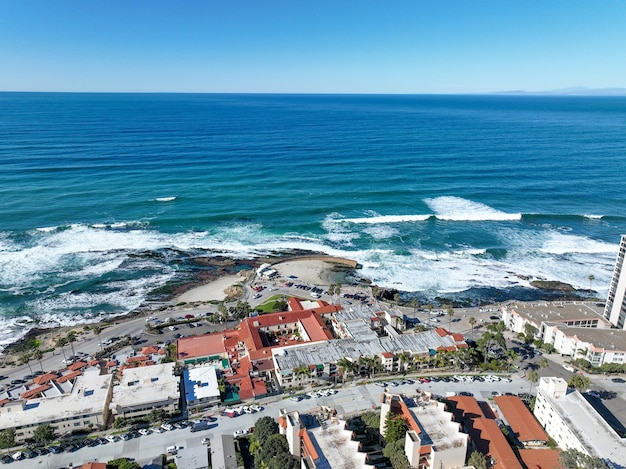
[491,87,626,96]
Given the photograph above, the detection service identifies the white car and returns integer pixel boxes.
[250,404,262,412]
[201,437,211,445]
[138,428,152,436]
[161,423,173,431]
[233,429,249,438]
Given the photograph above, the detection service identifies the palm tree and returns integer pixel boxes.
[92,325,103,350]
[588,274,595,292]
[527,369,539,394]
[396,352,409,373]
[56,337,68,362]
[293,365,311,383]
[66,331,78,358]
[32,348,44,372]
[337,358,356,382]
[447,307,455,332]
[410,299,420,318]
[20,354,34,375]
[468,316,477,339]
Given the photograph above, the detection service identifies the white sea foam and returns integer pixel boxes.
[583,214,604,219]
[539,232,618,255]
[363,225,399,240]
[337,214,432,224]
[424,196,522,221]
[154,196,177,202]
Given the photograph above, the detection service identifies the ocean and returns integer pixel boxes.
[1,92,625,350]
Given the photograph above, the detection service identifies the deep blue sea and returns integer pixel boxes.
[1,92,626,349]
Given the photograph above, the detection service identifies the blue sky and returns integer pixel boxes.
[1,1,625,93]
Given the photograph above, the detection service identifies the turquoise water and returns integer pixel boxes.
[1,93,625,348]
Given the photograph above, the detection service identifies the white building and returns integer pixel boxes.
[604,235,626,329]
[534,377,626,468]
[0,369,112,444]
[109,362,179,419]
[183,365,221,413]
[380,392,467,469]
[499,302,626,365]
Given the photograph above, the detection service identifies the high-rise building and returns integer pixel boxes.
[604,235,626,329]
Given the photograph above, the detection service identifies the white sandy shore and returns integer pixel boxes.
[272,259,337,285]
[175,274,244,303]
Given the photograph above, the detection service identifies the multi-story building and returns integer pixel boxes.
[500,301,626,364]
[183,365,221,413]
[534,377,626,468]
[380,392,468,469]
[0,369,113,444]
[604,234,626,329]
[109,362,179,419]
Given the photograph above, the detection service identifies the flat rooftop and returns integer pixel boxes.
[539,387,626,466]
[407,399,465,450]
[110,362,178,411]
[504,301,609,327]
[306,421,371,469]
[555,326,626,352]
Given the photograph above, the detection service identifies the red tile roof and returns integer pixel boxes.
[177,332,229,360]
[126,355,149,363]
[21,384,52,400]
[518,449,563,469]
[142,346,159,355]
[34,373,58,385]
[56,370,82,383]
[381,352,394,359]
[68,361,88,371]
[494,396,549,443]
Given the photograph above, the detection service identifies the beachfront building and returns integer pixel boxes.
[380,392,467,469]
[109,362,179,419]
[534,377,626,468]
[546,326,626,366]
[0,369,113,444]
[499,301,626,362]
[177,302,339,400]
[273,327,467,389]
[604,234,626,329]
[183,364,221,413]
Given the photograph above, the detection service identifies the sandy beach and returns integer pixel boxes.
[272,259,348,286]
[174,274,245,303]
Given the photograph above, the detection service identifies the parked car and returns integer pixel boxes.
[233,429,249,438]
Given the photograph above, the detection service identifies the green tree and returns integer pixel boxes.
[293,364,311,382]
[568,374,591,391]
[113,417,129,429]
[92,325,104,350]
[527,369,539,394]
[383,439,411,469]
[149,408,167,423]
[66,330,78,357]
[468,450,488,469]
[468,316,477,339]
[383,412,407,443]
[108,458,142,469]
[253,416,279,443]
[33,423,56,445]
[446,307,455,332]
[19,353,34,375]
[272,299,288,313]
[539,357,549,371]
[259,434,290,463]
[588,274,595,292]
[560,448,608,469]
[523,323,537,343]
[56,337,68,362]
[32,348,44,372]
[337,357,357,382]
[0,429,15,449]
